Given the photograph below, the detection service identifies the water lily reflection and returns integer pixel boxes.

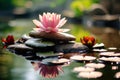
[31,62,63,78]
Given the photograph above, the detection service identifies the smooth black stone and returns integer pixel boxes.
[54,43,89,53]
[93,43,105,49]
[21,34,31,40]
[25,56,44,61]
[7,44,36,56]
[16,34,32,43]
[41,61,64,66]
[36,53,62,59]
[25,38,55,52]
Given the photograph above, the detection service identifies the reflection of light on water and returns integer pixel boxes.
[8,19,33,27]
[83,15,93,28]
[10,66,39,80]
[112,66,118,70]
[93,49,107,52]
[73,67,95,73]
[78,71,103,78]
[24,68,39,80]
[108,47,117,50]
[85,63,105,69]
[86,20,93,28]
[8,54,37,80]
[115,72,120,79]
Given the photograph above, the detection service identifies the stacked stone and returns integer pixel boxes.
[25,29,76,52]
[7,12,88,56]
[7,30,88,56]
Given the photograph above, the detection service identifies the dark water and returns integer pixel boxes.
[0,19,120,80]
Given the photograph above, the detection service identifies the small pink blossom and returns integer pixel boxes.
[33,12,67,33]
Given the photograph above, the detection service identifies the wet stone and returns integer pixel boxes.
[29,30,76,42]
[16,34,32,43]
[54,42,88,53]
[7,44,36,56]
[25,56,44,61]
[93,43,105,49]
[25,38,55,52]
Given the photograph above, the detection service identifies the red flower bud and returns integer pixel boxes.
[80,36,96,48]
[1,35,14,48]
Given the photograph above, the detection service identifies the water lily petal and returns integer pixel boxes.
[33,28,44,32]
[58,29,70,32]
[32,20,45,29]
[54,14,60,27]
[56,18,67,28]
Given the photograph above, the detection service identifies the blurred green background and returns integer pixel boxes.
[0,0,120,80]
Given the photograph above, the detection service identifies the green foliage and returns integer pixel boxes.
[0,0,14,10]
[0,0,28,10]
[70,24,90,42]
[50,0,66,8]
[0,23,13,34]
[12,0,26,7]
[70,0,99,17]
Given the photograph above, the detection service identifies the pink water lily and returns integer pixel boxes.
[31,62,63,78]
[33,12,67,33]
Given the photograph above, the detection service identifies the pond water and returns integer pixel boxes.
[0,19,120,80]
